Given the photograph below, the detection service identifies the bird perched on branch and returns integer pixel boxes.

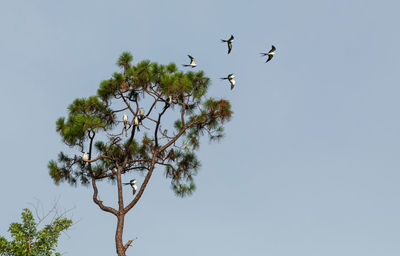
[260,45,276,63]
[221,73,235,90]
[82,152,89,161]
[123,113,129,136]
[163,95,173,111]
[134,116,140,131]
[123,179,137,195]
[123,113,128,125]
[221,35,234,54]
[182,55,197,68]
[139,107,145,124]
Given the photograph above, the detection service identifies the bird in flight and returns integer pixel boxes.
[123,179,138,195]
[221,73,235,90]
[260,45,276,63]
[182,55,197,68]
[221,35,234,54]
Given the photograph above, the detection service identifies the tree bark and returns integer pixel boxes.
[115,214,125,256]
[115,164,126,256]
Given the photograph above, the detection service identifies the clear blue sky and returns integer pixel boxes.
[1,0,400,255]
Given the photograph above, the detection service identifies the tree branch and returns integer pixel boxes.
[91,177,118,216]
[87,131,118,216]
[123,157,157,213]
[154,105,169,147]
[124,237,138,252]
[123,119,201,214]
[112,107,129,113]
[120,92,136,116]
[116,164,124,212]
[159,119,201,153]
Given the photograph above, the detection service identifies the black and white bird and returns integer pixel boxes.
[182,55,197,68]
[221,35,234,54]
[139,107,145,124]
[134,116,140,131]
[123,179,137,195]
[163,95,173,110]
[260,45,276,63]
[164,95,172,108]
[221,73,235,90]
[82,152,89,161]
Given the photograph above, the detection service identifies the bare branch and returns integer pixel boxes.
[124,237,138,252]
[120,92,136,116]
[91,177,118,216]
[154,105,169,147]
[123,157,157,213]
[112,107,129,113]
[87,131,118,216]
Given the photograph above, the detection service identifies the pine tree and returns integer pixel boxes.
[48,52,232,256]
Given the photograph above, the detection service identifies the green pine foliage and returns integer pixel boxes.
[0,208,72,256]
[48,51,232,197]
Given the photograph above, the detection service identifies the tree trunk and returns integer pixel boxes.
[115,165,126,256]
[115,214,125,256]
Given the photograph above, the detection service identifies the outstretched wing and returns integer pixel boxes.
[270,45,276,53]
[228,42,232,54]
[266,55,274,63]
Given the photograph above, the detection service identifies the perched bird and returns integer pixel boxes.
[82,152,89,161]
[134,116,140,131]
[182,55,197,68]
[163,95,173,110]
[123,113,128,125]
[122,113,129,136]
[260,45,276,63]
[123,179,138,195]
[221,73,236,90]
[221,35,234,54]
[139,107,145,124]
